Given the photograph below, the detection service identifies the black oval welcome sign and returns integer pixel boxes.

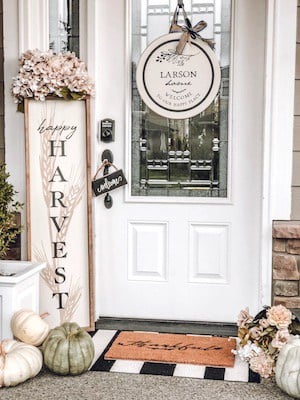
[136,33,221,120]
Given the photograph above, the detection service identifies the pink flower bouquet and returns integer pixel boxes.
[235,305,300,378]
[12,49,94,105]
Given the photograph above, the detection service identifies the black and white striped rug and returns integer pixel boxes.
[89,330,260,383]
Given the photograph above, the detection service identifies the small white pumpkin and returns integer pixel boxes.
[0,339,43,387]
[11,309,50,346]
[276,335,300,399]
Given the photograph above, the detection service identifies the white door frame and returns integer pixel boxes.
[3,0,297,319]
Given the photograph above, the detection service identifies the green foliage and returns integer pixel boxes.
[59,87,86,101]
[0,164,23,259]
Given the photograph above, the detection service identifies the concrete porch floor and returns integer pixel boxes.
[0,369,295,400]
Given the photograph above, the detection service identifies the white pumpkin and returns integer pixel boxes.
[276,335,300,399]
[11,309,50,346]
[0,339,43,387]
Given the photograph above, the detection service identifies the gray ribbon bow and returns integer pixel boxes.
[169,4,214,55]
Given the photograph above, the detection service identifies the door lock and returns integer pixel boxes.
[100,118,115,142]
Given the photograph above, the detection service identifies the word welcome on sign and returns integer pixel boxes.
[25,98,94,331]
[92,168,127,197]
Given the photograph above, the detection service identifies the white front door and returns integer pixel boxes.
[95,0,266,322]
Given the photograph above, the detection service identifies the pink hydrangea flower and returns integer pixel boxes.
[12,49,95,103]
[249,353,275,379]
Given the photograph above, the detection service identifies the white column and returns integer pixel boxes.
[18,0,49,54]
[3,0,49,259]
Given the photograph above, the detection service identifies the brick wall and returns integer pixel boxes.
[273,221,300,309]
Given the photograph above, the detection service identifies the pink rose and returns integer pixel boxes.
[271,329,290,349]
[267,305,292,329]
[259,319,269,329]
[249,326,262,339]
[237,308,253,327]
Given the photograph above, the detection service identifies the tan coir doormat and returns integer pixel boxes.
[104,331,236,368]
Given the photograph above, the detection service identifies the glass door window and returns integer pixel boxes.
[49,0,80,56]
[131,0,231,198]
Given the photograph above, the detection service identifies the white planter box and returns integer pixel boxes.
[0,260,46,340]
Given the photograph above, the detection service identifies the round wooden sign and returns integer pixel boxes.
[136,33,221,120]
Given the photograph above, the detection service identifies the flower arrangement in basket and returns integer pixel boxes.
[235,305,300,379]
[11,49,94,109]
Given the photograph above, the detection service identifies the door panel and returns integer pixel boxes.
[95,0,265,322]
[128,221,168,282]
[189,223,229,284]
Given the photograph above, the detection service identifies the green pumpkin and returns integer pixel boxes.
[42,322,94,375]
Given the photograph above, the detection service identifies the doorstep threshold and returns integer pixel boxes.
[96,317,238,337]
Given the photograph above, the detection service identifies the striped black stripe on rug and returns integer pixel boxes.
[89,329,260,383]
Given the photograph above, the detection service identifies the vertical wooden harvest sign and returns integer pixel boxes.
[25,98,94,330]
